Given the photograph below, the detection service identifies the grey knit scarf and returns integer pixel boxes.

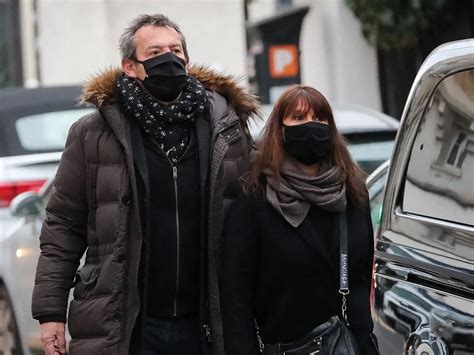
[265,159,347,227]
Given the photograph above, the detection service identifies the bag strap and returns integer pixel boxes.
[339,211,349,322]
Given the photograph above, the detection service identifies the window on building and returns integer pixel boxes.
[446,131,468,168]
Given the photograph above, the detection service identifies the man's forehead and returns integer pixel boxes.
[135,25,182,48]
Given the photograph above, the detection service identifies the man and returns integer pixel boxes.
[31,14,258,355]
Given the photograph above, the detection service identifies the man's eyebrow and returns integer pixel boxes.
[146,42,182,50]
[145,44,163,51]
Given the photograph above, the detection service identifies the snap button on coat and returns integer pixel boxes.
[121,195,131,205]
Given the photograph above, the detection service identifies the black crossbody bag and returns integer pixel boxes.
[255,212,368,355]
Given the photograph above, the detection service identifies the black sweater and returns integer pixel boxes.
[220,191,377,355]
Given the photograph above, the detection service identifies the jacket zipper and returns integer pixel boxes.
[172,165,180,316]
[160,141,191,318]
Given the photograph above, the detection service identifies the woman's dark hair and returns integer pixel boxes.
[242,85,368,206]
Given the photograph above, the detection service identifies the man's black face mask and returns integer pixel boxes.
[136,52,187,102]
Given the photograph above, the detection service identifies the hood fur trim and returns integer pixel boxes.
[80,67,121,109]
[81,66,260,121]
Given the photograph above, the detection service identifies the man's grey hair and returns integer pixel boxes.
[119,14,189,61]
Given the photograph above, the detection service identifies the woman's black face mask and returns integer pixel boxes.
[283,121,332,165]
[136,52,187,101]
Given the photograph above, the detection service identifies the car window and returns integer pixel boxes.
[368,168,388,228]
[15,108,94,151]
[402,70,474,226]
[347,139,394,174]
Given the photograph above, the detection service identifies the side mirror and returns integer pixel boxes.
[9,191,44,218]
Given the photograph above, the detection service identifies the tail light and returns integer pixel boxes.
[0,180,46,208]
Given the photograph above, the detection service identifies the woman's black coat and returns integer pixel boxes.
[220,190,377,355]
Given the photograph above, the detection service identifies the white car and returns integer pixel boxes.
[0,181,51,354]
[1,175,89,355]
[0,86,93,239]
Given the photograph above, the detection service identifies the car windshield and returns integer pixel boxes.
[15,108,94,152]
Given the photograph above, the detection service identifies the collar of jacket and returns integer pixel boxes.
[80,65,260,126]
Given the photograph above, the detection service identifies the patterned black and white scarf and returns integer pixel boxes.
[117,73,208,164]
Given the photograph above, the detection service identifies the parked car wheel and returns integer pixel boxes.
[0,285,23,355]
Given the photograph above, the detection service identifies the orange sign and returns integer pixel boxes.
[269,45,299,78]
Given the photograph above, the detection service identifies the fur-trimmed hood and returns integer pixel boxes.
[80,66,260,122]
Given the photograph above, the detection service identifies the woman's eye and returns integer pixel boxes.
[294,115,303,120]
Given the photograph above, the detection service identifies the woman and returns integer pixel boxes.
[220,85,379,354]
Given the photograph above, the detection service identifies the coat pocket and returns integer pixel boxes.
[73,264,100,300]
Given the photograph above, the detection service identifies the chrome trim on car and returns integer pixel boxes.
[393,206,474,233]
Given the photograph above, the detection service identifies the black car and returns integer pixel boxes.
[372,39,474,354]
